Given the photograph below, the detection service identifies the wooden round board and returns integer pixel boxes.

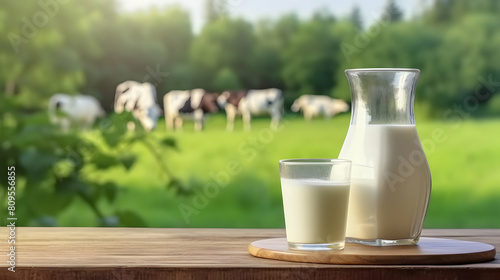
[248,237,496,265]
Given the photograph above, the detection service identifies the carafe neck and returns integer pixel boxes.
[345,69,420,125]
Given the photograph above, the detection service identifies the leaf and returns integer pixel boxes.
[21,181,75,216]
[125,133,145,144]
[102,182,118,203]
[115,210,147,227]
[101,131,124,147]
[55,176,89,196]
[100,113,131,147]
[19,148,60,181]
[90,151,120,170]
[160,137,179,151]
[52,159,75,180]
[168,178,192,196]
[119,154,137,170]
[89,183,102,203]
[166,178,180,190]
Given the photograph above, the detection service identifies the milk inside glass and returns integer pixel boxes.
[281,178,350,245]
[339,124,431,242]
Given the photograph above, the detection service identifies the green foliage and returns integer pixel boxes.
[383,0,403,22]
[425,0,500,24]
[0,96,183,226]
[190,17,255,90]
[2,1,500,114]
[252,14,301,89]
[266,13,301,51]
[422,14,500,111]
[282,14,339,99]
[0,0,102,107]
[487,93,500,115]
[205,0,226,23]
[349,6,363,30]
[115,210,147,227]
[213,67,242,91]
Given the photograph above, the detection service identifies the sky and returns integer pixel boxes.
[118,0,430,33]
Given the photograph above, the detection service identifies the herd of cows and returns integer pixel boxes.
[48,80,350,132]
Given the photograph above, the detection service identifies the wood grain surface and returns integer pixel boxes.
[249,237,496,265]
[0,228,499,280]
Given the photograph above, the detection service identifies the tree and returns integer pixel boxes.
[330,20,361,101]
[424,0,500,24]
[424,0,453,24]
[205,0,225,23]
[190,18,255,90]
[331,19,443,103]
[141,7,192,65]
[282,16,339,99]
[253,14,301,89]
[80,10,167,110]
[251,42,283,89]
[312,8,336,24]
[422,14,500,109]
[0,1,95,108]
[119,7,193,96]
[349,5,363,30]
[384,0,403,23]
[213,67,242,91]
[272,13,301,50]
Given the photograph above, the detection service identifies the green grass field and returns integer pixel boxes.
[57,113,500,229]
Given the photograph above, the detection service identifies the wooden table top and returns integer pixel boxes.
[1,227,499,279]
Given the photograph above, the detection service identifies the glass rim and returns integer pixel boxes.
[345,68,420,73]
[279,158,351,165]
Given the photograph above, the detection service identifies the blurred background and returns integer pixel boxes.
[0,0,499,228]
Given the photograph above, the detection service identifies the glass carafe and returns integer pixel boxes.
[339,68,431,246]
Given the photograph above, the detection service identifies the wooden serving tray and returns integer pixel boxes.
[248,237,496,265]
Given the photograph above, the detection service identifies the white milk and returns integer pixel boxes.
[281,178,350,244]
[339,124,431,241]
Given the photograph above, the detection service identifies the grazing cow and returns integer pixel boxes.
[217,88,284,131]
[291,95,349,121]
[114,81,162,131]
[163,89,219,131]
[48,94,105,131]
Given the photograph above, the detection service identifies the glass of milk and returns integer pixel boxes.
[279,159,351,250]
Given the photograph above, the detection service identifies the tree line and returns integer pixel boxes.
[1,0,500,116]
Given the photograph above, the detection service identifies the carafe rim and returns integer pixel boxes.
[345,68,420,73]
[279,158,351,165]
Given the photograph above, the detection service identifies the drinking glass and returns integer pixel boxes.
[279,159,351,250]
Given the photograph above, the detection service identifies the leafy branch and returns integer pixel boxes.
[0,97,187,227]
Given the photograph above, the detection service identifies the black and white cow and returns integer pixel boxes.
[48,93,105,131]
[163,89,219,131]
[217,88,284,131]
[291,95,349,121]
[114,80,162,131]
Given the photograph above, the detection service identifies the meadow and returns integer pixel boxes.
[56,113,500,229]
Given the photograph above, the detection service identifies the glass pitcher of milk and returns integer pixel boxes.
[339,68,431,246]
